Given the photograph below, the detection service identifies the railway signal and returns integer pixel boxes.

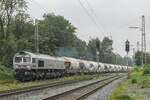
[96,40,100,49]
[125,40,130,66]
[96,40,100,62]
[125,40,130,54]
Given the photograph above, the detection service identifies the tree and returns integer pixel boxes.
[100,37,113,63]
[0,0,27,39]
[0,0,28,67]
[0,0,134,67]
[38,13,77,56]
[135,51,150,66]
[87,38,100,61]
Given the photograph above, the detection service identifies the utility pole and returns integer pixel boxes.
[141,15,146,66]
[128,15,146,66]
[137,41,140,51]
[116,54,117,64]
[133,48,135,66]
[35,19,39,53]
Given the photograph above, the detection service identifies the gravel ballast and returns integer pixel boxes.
[0,75,125,100]
[84,77,125,100]
[1,78,101,100]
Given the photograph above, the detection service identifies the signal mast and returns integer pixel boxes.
[96,40,100,62]
[125,40,130,66]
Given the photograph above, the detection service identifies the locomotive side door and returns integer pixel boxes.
[65,62,71,73]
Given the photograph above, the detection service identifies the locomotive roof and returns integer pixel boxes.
[16,51,65,61]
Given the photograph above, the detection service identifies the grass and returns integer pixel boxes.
[116,95,145,100]
[43,88,49,94]
[109,65,150,100]
[128,65,150,88]
[132,91,150,97]
[57,74,91,81]
[108,79,128,100]
[108,78,145,100]
[0,74,95,91]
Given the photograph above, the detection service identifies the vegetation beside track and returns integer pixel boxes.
[109,65,150,100]
[0,74,96,91]
[0,65,116,91]
[0,63,13,80]
[0,62,99,91]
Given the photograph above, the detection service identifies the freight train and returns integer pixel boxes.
[13,51,132,81]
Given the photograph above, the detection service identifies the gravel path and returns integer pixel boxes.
[84,77,125,100]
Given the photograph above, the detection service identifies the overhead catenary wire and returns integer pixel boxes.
[77,0,105,37]
[84,0,105,33]
[28,0,105,38]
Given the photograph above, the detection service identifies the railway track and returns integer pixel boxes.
[41,75,124,100]
[0,75,96,98]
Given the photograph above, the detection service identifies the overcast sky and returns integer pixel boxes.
[26,0,150,57]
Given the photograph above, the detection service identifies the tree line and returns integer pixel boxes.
[135,51,150,66]
[0,0,133,67]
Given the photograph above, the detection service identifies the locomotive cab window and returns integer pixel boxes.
[23,57,31,62]
[15,57,22,63]
[38,60,44,67]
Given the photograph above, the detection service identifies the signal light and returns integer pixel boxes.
[125,40,130,52]
[96,41,100,49]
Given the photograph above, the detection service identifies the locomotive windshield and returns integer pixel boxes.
[15,56,31,63]
[15,57,22,63]
[23,57,31,62]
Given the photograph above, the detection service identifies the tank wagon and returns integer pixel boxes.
[13,51,132,81]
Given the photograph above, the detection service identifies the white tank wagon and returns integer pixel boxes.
[63,57,92,74]
[103,64,109,72]
[108,64,114,72]
[88,61,97,74]
[112,64,117,72]
[117,65,121,72]
[98,63,105,73]
[95,62,101,73]
[116,65,120,72]
[63,57,80,74]
[78,59,90,74]
[122,66,127,72]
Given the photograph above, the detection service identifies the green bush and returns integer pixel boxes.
[140,77,150,88]
[129,71,142,80]
[131,78,137,84]
[143,65,150,75]
[0,63,13,80]
[116,95,132,100]
[133,67,142,72]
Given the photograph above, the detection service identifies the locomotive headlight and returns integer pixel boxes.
[26,66,31,70]
[14,71,17,75]
[25,71,30,75]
